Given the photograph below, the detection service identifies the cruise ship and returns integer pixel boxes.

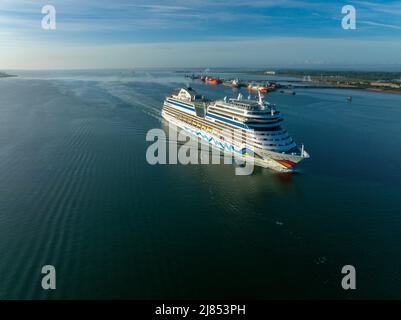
[161,88,309,172]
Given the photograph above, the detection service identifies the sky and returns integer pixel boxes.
[1,0,401,69]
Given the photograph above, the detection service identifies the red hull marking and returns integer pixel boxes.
[275,159,296,168]
[206,79,219,85]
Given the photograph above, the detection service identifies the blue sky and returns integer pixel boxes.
[1,0,401,69]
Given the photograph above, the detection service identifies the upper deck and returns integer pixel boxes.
[166,88,281,122]
[213,96,279,118]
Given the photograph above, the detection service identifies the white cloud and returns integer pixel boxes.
[353,1,401,15]
[360,20,401,31]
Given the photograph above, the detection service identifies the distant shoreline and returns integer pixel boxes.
[184,68,401,95]
[248,69,401,95]
[297,82,401,95]
[0,72,17,78]
[365,88,401,95]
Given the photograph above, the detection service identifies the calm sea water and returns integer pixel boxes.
[0,70,401,299]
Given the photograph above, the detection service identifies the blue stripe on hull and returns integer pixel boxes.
[183,126,256,157]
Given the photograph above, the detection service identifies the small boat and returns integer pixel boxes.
[223,79,240,88]
[248,81,278,93]
[205,77,221,85]
[347,96,353,102]
[247,83,269,93]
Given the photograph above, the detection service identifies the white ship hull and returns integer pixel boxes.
[162,110,304,172]
[161,88,309,172]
